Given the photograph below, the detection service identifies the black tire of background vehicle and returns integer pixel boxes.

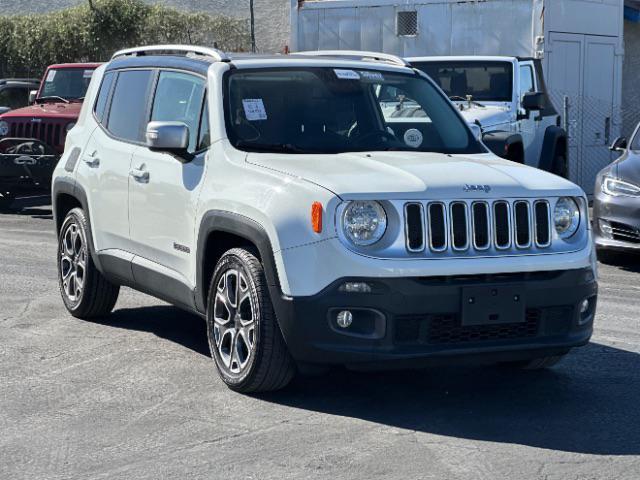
[0,192,15,210]
[206,247,296,393]
[58,208,120,319]
[503,353,568,370]
[596,247,623,266]
[552,153,568,178]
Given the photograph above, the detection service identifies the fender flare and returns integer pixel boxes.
[51,177,106,270]
[539,126,568,174]
[482,131,524,163]
[195,210,283,314]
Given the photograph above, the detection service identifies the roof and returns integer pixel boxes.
[407,56,518,63]
[46,63,102,70]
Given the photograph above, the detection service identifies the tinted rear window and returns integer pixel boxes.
[94,71,115,124]
[107,70,153,142]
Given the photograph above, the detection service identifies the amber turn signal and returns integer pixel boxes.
[311,201,323,233]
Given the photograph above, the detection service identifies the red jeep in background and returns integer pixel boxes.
[0,63,100,209]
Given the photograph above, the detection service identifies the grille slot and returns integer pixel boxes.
[534,201,551,247]
[404,203,425,252]
[493,201,511,249]
[472,202,490,250]
[514,201,531,248]
[450,202,469,250]
[428,203,447,251]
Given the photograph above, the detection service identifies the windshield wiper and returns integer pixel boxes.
[35,96,70,104]
[449,96,486,108]
[234,141,313,154]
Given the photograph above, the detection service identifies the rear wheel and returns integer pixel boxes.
[206,247,296,393]
[58,208,120,319]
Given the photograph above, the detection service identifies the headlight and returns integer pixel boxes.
[602,176,640,197]
[342,200,387,246]
[0,120,9,137]
[65,122,76,132]
[554,197,580,239]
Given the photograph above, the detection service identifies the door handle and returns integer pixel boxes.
[82,156,100,168]
[129,168,149,183]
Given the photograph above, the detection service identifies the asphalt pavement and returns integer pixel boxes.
[1,196,640,480]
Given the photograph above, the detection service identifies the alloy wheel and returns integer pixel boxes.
[59,222,87,303]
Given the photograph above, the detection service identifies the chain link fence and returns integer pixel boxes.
[548,91,640,195]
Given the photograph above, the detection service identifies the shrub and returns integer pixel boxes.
[0,0,250,78]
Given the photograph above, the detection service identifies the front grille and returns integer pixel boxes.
[404,199,553,256]
[8,119,65,150]
[394,309,541,346]
[610,221,640,244]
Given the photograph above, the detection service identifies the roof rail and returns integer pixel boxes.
[293,50,410,67]
[111,45,230,62]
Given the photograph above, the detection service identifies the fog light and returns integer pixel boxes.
[336,310,353,329]
[339,282,372,293]
[599,219,613,239]
[580,299,590,314]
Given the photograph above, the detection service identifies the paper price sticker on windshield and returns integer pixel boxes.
[360,71,385,82]
[45,70,57,82]
[334,69,360,80]
[242,99,267,121]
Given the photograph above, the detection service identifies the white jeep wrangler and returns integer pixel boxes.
[408,56,568,177]
[52,46,596,393]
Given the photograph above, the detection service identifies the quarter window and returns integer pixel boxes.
[198,100,211,151]
[94,71,115,124]
[107,69,153,143]
[151,71,206,153]
[519,65,535,98]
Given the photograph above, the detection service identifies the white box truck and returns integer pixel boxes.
[291,0,625,194]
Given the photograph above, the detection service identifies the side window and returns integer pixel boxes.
[150,71,206,153]
[94,71,115,124]
[107,70,153,142]
[519,65,535,98]
[0,87,28,109]
[197,99,210,151]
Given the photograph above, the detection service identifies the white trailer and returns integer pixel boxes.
[291,0,625,194]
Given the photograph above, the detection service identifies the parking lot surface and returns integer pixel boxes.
[1,197,640,480]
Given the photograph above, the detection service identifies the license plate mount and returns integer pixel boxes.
[461,285,526,326]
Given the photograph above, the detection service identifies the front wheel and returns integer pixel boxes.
[206,248,295,393]
[58,208,120,318]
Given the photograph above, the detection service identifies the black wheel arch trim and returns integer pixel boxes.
[195,210,284,315]
[539,126,568,173]
[482,131,524,162]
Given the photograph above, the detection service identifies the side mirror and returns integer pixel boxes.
[521,91,545,111]
[145,121,191,161]
[609,136,627,152]
[28,90,37,104]
[468,123,482,141]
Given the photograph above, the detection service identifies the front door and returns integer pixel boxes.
[128,70,209,289]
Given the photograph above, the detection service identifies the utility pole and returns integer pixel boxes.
[250,0,256,53]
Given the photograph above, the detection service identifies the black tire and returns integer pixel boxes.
[0,192,15,211]
[206,247,295,393]
[596,247,622,265]
[57,208,120,319]
[504,353,568,370]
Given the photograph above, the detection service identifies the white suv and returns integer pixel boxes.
[52,46,597,393]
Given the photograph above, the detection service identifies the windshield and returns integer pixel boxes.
[412,61,513,102]
[39,68,95,101]
[224,67,484,155]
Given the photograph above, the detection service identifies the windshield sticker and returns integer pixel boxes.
[242,99,268,121]
[334,69,360,80]
[45,70,56,82]
[403,128,423,148]
[360,71,385,82]
[83,70,94,79]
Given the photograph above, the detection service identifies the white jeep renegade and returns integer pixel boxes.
[52,46,597,393]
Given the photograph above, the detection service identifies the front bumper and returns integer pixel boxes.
[273,268,597,367]
[0,138,59,192]
[593,188,640,252]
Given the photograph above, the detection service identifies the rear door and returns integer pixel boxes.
[128,70,209,295]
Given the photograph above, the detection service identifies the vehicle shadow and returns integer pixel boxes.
[93,305,210,357]
[0,195,53,219]
[598,252,640,274]
[92,305,640,456]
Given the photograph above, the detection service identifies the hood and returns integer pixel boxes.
[614,151,640,185]
[456,104,512,129]
[247,151,582,200]
[0,101,82,121]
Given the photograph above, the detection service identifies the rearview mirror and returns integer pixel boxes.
[609,136,627,152]
[145,121,190,161]
[28,90,37,104]
[521,91,544,111]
